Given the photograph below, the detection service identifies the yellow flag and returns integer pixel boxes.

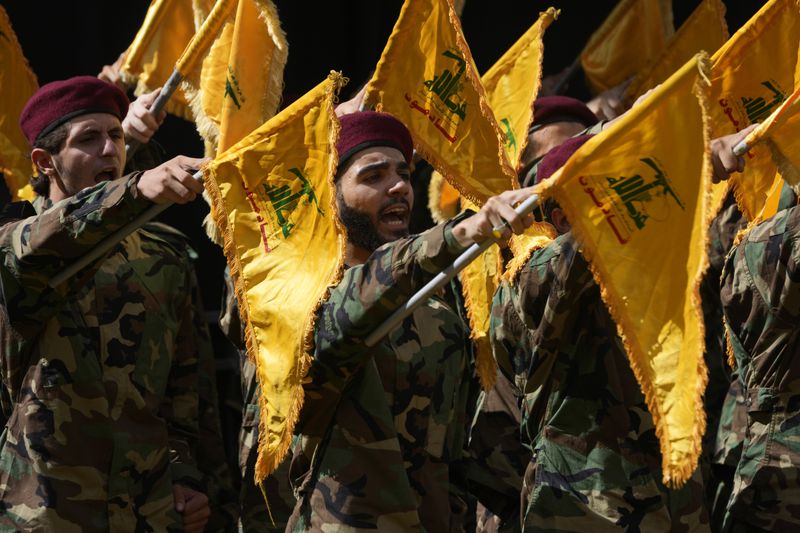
[365,0,516,206]
[537,54,712,486]
[482,8,558,171]
[217,0,287,153]
[203,72,345,481]
[709,0,800,221]
[740,86,800,189]
[120,0,213,120]
[182,0,286,157]
[629,0,728,100]
[0,6,37,201]
[580,0,673,95]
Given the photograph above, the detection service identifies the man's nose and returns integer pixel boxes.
[387,174,410,196]
[101,135,121,157]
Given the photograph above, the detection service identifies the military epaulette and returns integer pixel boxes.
[140,222,199,262]
[0,200,36,226]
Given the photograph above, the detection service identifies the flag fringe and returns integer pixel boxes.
[502,223,557,283]
[256,0,289,122]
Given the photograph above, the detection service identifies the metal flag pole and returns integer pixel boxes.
[364,192,541,347]
[48,169,204,288]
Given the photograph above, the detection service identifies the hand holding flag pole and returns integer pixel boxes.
[364,191,540,347]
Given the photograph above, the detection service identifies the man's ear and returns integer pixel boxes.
[30,148,57,179]
[550,207,571,235]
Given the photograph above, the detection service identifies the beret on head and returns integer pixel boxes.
[532,95,598,130]
[20,75,129,146]
[535,134,594,185]
[336,111,413,170]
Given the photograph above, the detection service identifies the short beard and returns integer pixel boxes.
[336,190,409,253]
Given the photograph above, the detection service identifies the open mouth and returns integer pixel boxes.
[379,204,409,228]
[94,167,118,183]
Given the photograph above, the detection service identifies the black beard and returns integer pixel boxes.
[336,191,409,253]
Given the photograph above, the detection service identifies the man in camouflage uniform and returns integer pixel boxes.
[466,96,601,533]
[0,76,209,532]
[720,182,800,531]
[287,111,533,531]
[490,135,711,531]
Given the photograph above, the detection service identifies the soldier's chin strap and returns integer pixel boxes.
[48,170,204,288]
[364,192,541,347]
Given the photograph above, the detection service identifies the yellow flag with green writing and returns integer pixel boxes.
[580,0,673,95]
[182,0,287,157]
[365,0,516,206]
[204,72,345,481]
[120,0,213,120]
[0,5,37,201]
[709,0,800,221]
[537,54,712,486]
[629,0,728,99]
[739,86,800,191]
[482,7,558,171]
[217,0,287,153]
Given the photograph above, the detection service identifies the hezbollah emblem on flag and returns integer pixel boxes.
[718,79,786,132]
[580,157,684,245]
[243,164,323,250]
[408,47,469,143]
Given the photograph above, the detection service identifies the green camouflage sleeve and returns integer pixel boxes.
[300,218,468,435]
[0,174,151,395]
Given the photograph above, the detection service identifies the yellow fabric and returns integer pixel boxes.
[709,0,800,221]
[537,54,712,487]
[217,0,287,153]
[629,0,728,100]
[580,0,672,95]
[504,222,557,282]
[182,0,285,157]
[741,85,800,192]
[203,72,345,482]
[427,170,461,224]
[365,0,516,206]
[180,0,237,155]
[482,8,558,171]
[120,0,213,120]
[0,6,37,201]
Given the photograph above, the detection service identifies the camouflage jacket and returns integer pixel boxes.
[720,204,800,531]
[490,232,708,532]
[0,175,203,532]
[288,220,473,532]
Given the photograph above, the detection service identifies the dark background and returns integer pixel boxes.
[2,0,767,461]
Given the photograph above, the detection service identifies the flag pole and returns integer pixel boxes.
[48,170,204,288]
[364,192,540,347]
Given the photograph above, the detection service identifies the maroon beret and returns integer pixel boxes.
[336,111,413,169]
[532,96,597,131]
[535,134,594,185]
[20,75,129,146]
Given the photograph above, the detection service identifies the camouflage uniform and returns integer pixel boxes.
[0,175,203,532]
[467,371,530,532]
[491,231,708,532]
[700,191,745,528]
[720,204,800,532]
[219,270,295,531]
[288,219,473,532]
